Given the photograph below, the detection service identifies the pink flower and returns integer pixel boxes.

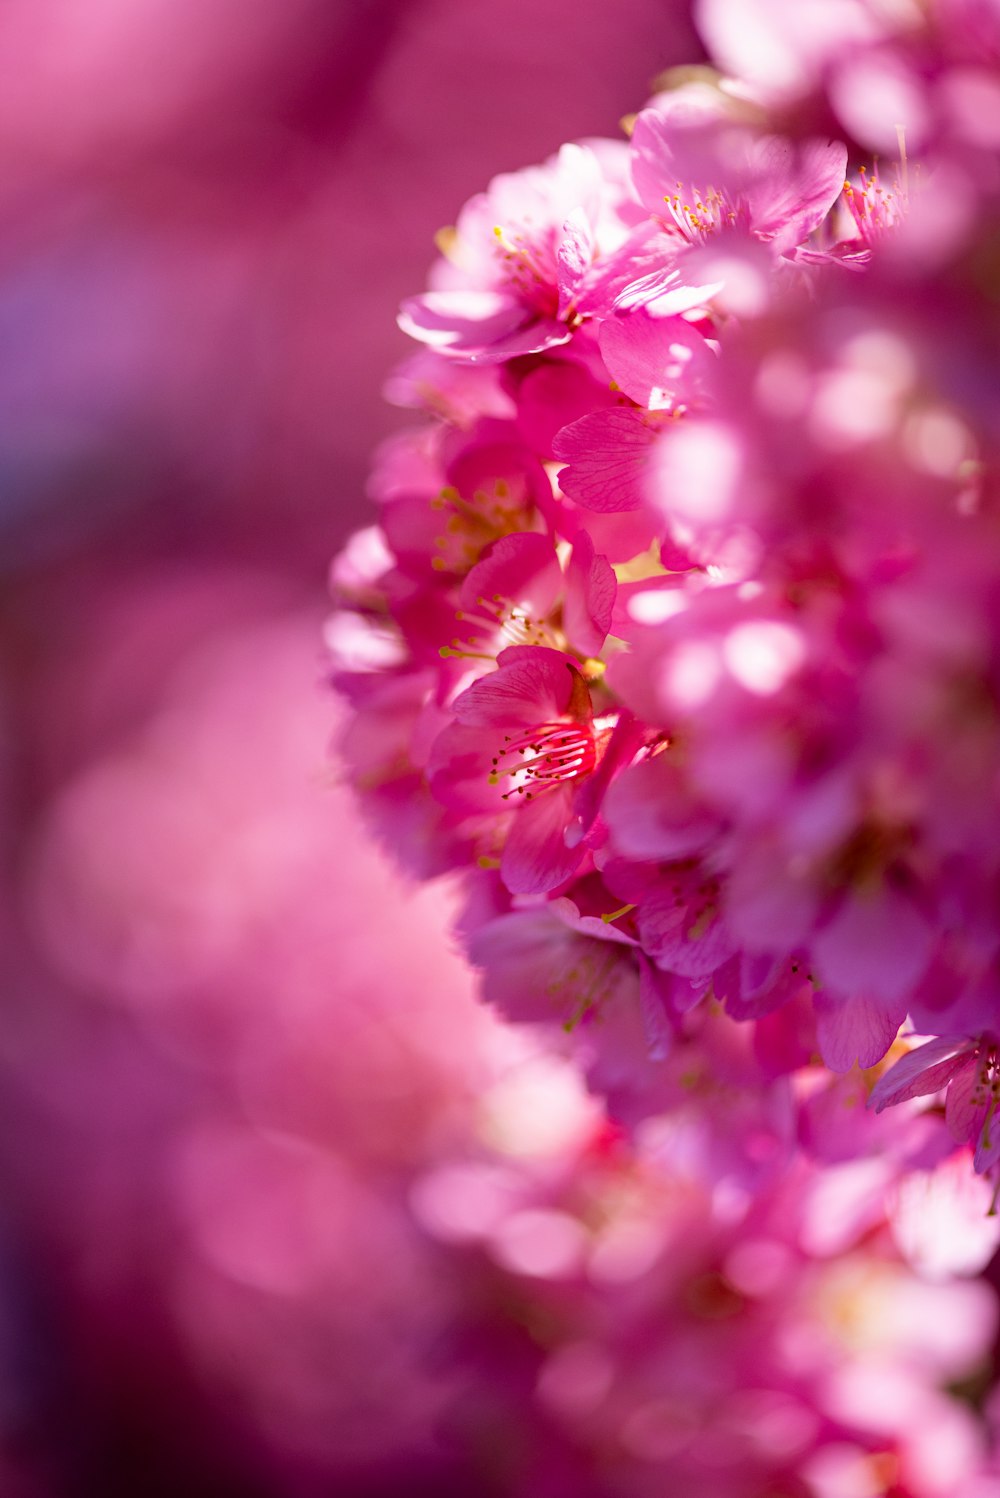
[633,95,846,251]
[398,142,648,363]
[444,527,616,666]
[373,418,554,584]
[428,646,608,893]
[626,82,848,311]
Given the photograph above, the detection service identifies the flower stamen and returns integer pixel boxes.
[489,720,597,800]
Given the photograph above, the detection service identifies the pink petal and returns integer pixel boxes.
[563,530,615,658]
[604,755,719,862]
[599,309,715,410]
[398,289,529,349]
[672,235,774,318]
[571,710,646,840]
[753,989,817,1079]
[945,1063,989,1148]
[500,784,584,895]
[452,645,577,727]
[869,1037,975,1114]
[720,953,809,1021]
[465,321,574,365]
[556,207,594,316]
[398,291,570,362]
[630,97,735,216]
[746,136,849,252]
[573,222,679,319]
[426,720,507,814]
[554,408,661,513]
[562,506,662,564]
[468,909,580,1025]
[725,843,820,952]
[460,532,562,620]
[637,957,675,1059]
[612,266,725,316]
[514,357,621,458]
[812,884,936,1005]
[974,1118,1000,1174]
[638,872,735,980]
[815,990,907,1072]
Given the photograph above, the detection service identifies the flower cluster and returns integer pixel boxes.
[414,1082,1000,1498]
[329,3,1000,1195]
[22,586,1000,1495]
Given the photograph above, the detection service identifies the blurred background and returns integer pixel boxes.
[6,5,1000,1496]
[0,2,709,1493]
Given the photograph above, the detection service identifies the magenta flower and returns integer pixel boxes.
[398,142,648,363]
[625,82,848,312]
[633,94,847,250]
[428,646,608,893]
[444,527,616,666]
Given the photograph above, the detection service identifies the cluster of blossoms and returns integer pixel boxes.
[414,1081,1000,1498]
[20,591,999,1495]
[329,0,1000,1205]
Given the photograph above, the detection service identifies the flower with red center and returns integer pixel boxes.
[428,646,612,894]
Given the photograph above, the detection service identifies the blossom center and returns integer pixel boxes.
[441,595,562,661]
[662,182,745,243]
[842,163,909,245]
[489,720,597,800]
[493,225,560,314]
[430,480,534,574]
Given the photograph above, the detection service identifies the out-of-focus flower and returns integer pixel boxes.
[18,565,999,1498]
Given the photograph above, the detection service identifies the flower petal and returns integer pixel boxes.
[869,1036,975,1114]
[815,990,907,1073]
[500,785,584,894]
[563,530,616,658]
[452,646,577,727]
[554,408,661,513]
[599,309,715,410]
